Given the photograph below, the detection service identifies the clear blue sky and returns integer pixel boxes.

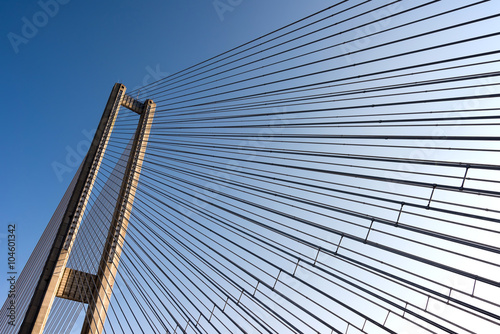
[0,0,330,297]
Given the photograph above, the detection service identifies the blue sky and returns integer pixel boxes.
[0,0,330,290]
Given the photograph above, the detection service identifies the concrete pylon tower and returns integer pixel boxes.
[19,84,156,334]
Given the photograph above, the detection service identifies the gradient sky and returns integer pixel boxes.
[2,2,500,333]
[0,0,331,299]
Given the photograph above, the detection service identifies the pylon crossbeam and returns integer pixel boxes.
[56,268,97,304]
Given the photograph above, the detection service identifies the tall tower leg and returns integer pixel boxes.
[19,83,127,334]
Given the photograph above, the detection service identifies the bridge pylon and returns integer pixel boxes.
[19,83,155,334]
